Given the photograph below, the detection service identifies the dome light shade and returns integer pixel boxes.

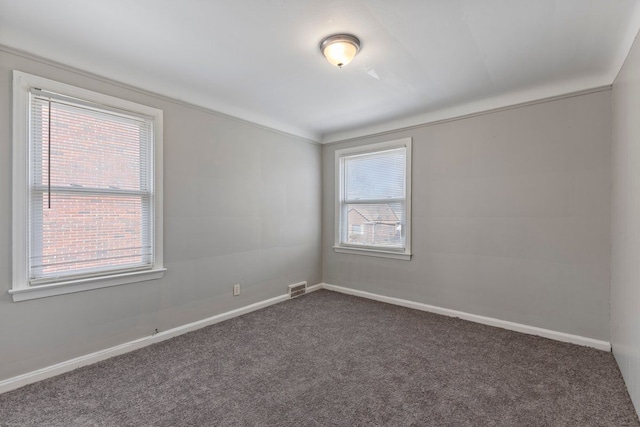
[320,34,360,68]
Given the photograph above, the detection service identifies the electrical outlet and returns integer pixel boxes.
[233,284,241,296]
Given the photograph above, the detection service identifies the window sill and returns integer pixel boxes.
[9,268,166,302]
[333,246,412,260]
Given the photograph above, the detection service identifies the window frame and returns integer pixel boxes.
[11,71,165,302]
[334,138,412,260]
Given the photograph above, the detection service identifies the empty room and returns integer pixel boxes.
[2,0,640,425]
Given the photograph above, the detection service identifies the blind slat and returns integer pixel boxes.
[341,147,407,249]
[345,147,405,201]
[29,92,154,284]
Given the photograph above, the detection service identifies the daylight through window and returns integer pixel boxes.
[29,91,154,282]
[334,138,412,260]
[12,71,164,301]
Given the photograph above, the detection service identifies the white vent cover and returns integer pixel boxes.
[289,281,307,298]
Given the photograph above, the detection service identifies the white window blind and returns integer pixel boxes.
[28,89,154,284]
[335,138,412,259]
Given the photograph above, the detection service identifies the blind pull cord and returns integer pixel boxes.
[47,99,51,209]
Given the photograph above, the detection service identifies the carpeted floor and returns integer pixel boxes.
[0,290,638,426]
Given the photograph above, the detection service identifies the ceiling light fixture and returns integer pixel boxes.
[319,34,360,68]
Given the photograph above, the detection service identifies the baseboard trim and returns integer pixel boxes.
[0,282,608,394]
[320,283,611,352]
[0,283,322,394]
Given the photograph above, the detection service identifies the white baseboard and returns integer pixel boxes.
[320,283,611,352]
[0,282,608,394]
[0,283,322,394]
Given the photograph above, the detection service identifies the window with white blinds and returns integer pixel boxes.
[29,90,154,283]
[334,138,412,260]
[12,71,164,301]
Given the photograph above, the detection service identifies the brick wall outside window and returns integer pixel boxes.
[32,104,148,278]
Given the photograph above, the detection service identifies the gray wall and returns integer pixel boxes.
[0,46,616,385]
[612,32,640,414]
[323,91,612,341]
[0,48,322,382]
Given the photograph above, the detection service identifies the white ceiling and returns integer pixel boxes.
[2,0,640,143]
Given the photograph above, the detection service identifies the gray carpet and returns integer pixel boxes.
[0,290,638,426]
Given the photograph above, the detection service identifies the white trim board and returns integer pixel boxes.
[321,85,611,144]
[320,283,611,352]
[0,281,609,394]
[0,284,322,395]
[0,45,321,145]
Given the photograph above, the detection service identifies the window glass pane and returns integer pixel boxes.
[30,192,151,281]
[29,93,153,284]
[31,97,151,192]
[345,202,405,248]
[345,148,405,200]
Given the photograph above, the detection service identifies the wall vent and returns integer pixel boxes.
[289,281,307,298]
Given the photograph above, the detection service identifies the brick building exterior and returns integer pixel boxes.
[33,101,148,279]
[346,204,402,247]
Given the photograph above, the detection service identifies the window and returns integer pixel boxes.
[334,138,412,260]
[11,71,164,301]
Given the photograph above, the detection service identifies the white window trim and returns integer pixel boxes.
[11,71,165,302]
[334,137,412,261]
